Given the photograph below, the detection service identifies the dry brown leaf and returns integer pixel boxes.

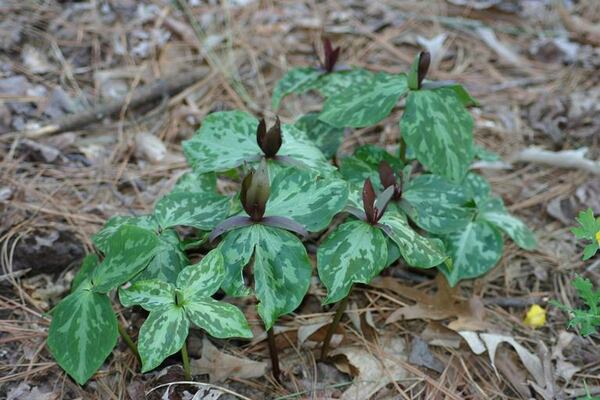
[191,337,267,383]
[459,331,545,386]
[331,336,409,400]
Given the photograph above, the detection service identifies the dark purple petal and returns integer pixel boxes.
[262,216,308,238]
[240,161,270,221]
[362,178,376,224]
[417,51,431,89]
[209,216,254,242]
[378,160,396,190]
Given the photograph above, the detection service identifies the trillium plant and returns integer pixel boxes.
[47,42,537,385]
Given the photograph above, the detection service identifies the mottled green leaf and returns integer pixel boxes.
[183,111,259,173]
[317,220,388,304]
[71,254,99,292]
[183,110,334,175]
[135,230,189,284]
[265,168,348,232]
[47,289,118,385]
[401,174,473,234]
[294,112,345,158]
[119,280,175,311]
[438,220,503,286]
[463,172,490,204]
[571,208,600,260]
[219,224,312,329]
[92,215,158,253]
[184,298,252,339]
[401,87,474,182]
[172,171,218,194]
[92,225,165,293]
[379,208,447,268]
[319,72,409,128]
[339,144,403,187]
[178,249,224,301]
[272,67,322,109]
[479,197,536,250]
[386,238,401,267]
[154,191,230,230]
[316,69,375,97]
[138,304,189,372]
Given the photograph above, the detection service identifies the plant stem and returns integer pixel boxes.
[398,135,407,165]
[118,323,140,362]
[181,339,192,381]
[320,293,350,361]
[266,328,281,382]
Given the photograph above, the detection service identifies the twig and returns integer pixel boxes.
[514,147,600,175]
[22,68,209,138]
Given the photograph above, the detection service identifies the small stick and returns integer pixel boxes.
[181,339,192,381]
[23,68,209,138]
[266,328,281,383]
[320,292,350,361]
[118,323,140,362]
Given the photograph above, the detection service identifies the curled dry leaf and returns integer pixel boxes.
[297,317,343,349]
[331,336,409,400]
[191,337,267,383]
[458,331,545,387]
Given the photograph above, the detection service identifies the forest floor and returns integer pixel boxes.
[1,1,600,399]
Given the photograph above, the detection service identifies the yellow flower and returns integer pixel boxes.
[596,230,600,245]
[524,304,546,329]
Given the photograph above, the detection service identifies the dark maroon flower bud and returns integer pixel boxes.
[363,178,394,224]
[378,161,403,200]
[257,117,282,158]
[417,51,430,89]
[240,160,270,221]
[321,37,341,73]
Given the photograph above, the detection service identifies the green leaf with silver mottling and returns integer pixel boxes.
[294,112,345,158]
[92,215,158,253]
[402,174,473,234]
[183,111,259,173]
[138,304,189,373]
[401,87,474,182]
[119,280,175,311]
[316,69,375,97]
[183,110,334,175]
[172,171,218,194]
[379,208,447,268]
[272,67,322,110]
[219,224,312,329]
[47,289,118,385]
[178,249,224,301]
[154,191,230,230]
[319,72,409,128]
[253,226,312,329]
[71,254,99,292]
[135,230,189,284]
[438,220,503,286]
[184,298,252,339]
[265,168,348,232]
[339,144,403,186]
[463,172,490,204]
[479,197,536,250]
[91,225,165,293]
[317,220,388,305]
[386,238,401,267]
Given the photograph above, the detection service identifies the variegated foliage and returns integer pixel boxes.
[217,168,349,328]
[294,112,345,158]
[272,68,373,110]
[182,110,335,175]
[438,173,537,286]
[119,249,252,372]
[91,175,230,285]
[339,144,473,234]
[48,255,118,385]
[318,58,477,182]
